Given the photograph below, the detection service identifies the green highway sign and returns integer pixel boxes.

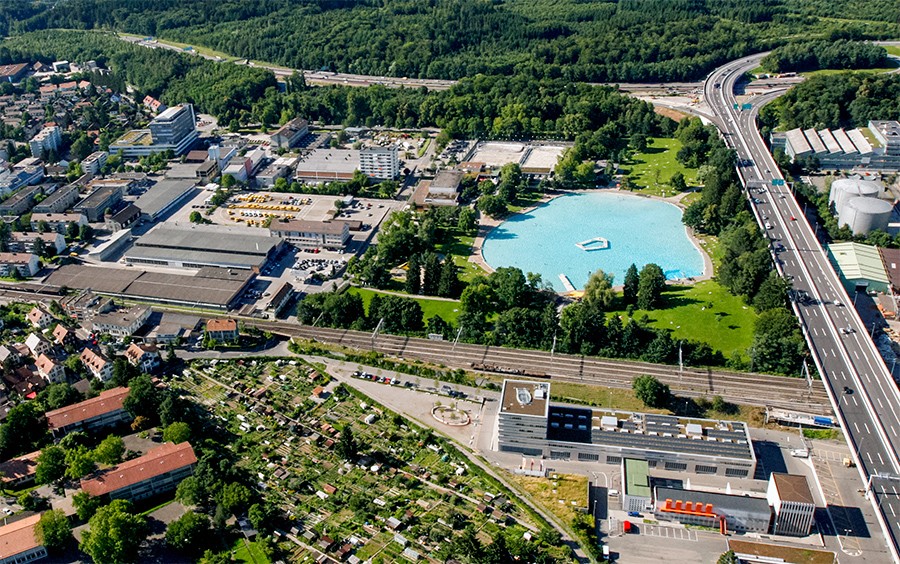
[772,179,785,186]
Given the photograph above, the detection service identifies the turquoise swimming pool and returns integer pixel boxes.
[481,191,705,292]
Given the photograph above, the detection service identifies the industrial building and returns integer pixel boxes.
[359,146,400,179]
[777,120,900,170]
[271,117,309,149]
[767,473,815,537]
[80,441,197,502]
[294,149,358,182]
[653,486,773,534]
[827,242,890,295]
[269,219,350,249]
[29,125,61,158]
[111,104,199,157]
[45,264,255,310]
[495,380,756,477]
[828,178,893,235]
[125,223,280,271]
[622,458,652,512]
[413,169,463,207]
[133,179,195,221]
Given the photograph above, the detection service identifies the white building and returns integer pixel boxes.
[36,353,65,384]
[359,146,399,179]
[0,252,38,277]
[111,105,198,157]
[269,219,350,249]
[24,333,51,357]
[29,126,61,158]
[92,307,151,338]
[767,473,815,537]
[81,151,108,175]
[81,348,113,381]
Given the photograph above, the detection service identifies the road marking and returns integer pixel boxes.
[831,348,836,357]
[879,452,885,465]
[865,422,871,433]
[855,422,861,433]
[879,397,884,408]
[854,351,860,360]
[868,452,874,464]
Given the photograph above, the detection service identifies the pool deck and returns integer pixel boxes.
[471,187,714,292]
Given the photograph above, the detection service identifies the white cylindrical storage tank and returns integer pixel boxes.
[840,197,893,235]
[829,178,882,218]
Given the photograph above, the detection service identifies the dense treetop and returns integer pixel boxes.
[5,0,899,83]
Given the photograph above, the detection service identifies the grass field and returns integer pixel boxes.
[348,287,461,324]
[232,539,270,564]
[621,137,699,197]
[508,473,588,525]
[434,229,486,283]
[800,60,900,78]
[887,46,900,57]
[611,279,758,360]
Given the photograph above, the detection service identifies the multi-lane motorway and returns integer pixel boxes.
[705,54,900,561]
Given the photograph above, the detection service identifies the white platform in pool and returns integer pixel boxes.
[576,237,609,251]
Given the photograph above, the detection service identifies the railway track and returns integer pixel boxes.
[252,321,832,413]
[0,283,830,413]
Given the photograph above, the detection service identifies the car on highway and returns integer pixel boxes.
[765,222,773,229]
[840,326,855,335]
[844,386,853,394]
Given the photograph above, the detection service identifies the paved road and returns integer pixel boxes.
[704,53,900,563]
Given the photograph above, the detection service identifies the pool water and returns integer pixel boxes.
[482,191,705,292]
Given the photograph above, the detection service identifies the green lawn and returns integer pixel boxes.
[612,280,758,360]
[434,229,486,283]
[620,137,699,197]
[232,539,270,564]
[348,287,461,324]
[800,59,900,78]
[886,46,900,57]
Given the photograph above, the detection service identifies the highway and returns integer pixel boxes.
[705,54,900,561]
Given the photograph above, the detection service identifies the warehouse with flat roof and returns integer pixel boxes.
[133,179,196,221]
[496,379,756,477]
[44,264,254,310]
[125,223,281,271]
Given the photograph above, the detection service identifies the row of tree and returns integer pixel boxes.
[760,39,888,73]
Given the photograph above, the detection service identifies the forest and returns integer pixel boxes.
[4,0,899,83]
[758,72,900,132]
[0,30,668,145]
[760,39,888,73]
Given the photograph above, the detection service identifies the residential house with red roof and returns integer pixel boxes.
[80,441,197,502]
[45,386,131,437]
